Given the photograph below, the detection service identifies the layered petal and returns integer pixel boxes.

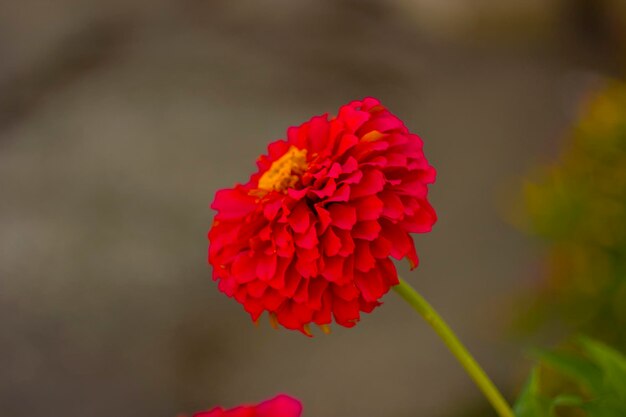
[208,98,436,334]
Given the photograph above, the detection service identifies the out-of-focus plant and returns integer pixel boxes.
[516,80,626,349]
[514,337,626,417]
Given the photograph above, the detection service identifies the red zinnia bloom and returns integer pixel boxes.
[209,98,436,334]
[190,394,302,417]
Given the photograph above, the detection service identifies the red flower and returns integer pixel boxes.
[190,394,302,417]
[209,98,436,334]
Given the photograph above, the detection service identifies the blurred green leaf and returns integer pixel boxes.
[577,337,626,399]
[513,368,583,417]
[514,80,626,354]
[533,348,602,393]
[514,368,551,417]
[548,395,583,411]
[516,337,626,417]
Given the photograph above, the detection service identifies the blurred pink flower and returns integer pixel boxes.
[188,394,302,417]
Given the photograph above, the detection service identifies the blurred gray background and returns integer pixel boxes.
[1,1,624,416]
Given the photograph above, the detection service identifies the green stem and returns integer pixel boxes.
[393,278,515,417]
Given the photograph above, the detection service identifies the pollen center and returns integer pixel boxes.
[258,146,308,192]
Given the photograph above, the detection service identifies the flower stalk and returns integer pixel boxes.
[393,278,515,417]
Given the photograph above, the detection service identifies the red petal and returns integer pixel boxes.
[193,407,225,417]
[349,170,385,199]
[328,204,356,229]
[379,190,404,220]
[247,280,267,298]
[287,123,308,149]
[395,171,429,197]
[315,204,332,233]
[255,395,303,417]
[401,199,437,233]
[335,133,359,157]
[293,278,309,304]
[340,106,370,131]
[256,253,277,280]
[276,301,305,330]
[263,198,282,220]
[332,298,360,327]
[231,252,256,283]
[359,298,380,314]
[289,202,310,233]
[334,228,355,256]
[378,257,399,286]
[351,140,389,161]
[307,278,328,310]
[295,225,319,249]
[287,187,308,200]
[354,240,376,272]
[275,225,295,258]
[217,277,237,296]
[328,162,342,178]
[381,222,410,259]
[325,184,350,203]
[294,247,319,278]
[267,139,291,159]
[282,263,303,297]
[211,188,258,220]
[384,152,407,168]
[307,115,330,153]
[361,97,381,110]
[406,239,419,270]
[321,227,342,256]
[341,170,363,185]
[332,283,359,301]
[352,220,381,241]
[340,255,354,285]
[262,288,285,311]
[355,268,387,302]
[360,113,404,133]
[370,236,392,258]
[354,195,384,220]
[313,292,333,325]
[341,156,358,173]
[361,155,387,168]
[320,256,344,282]
[309,178,336,199]
[243,297,264,321]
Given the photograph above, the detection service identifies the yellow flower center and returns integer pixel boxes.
[258,146,308,192]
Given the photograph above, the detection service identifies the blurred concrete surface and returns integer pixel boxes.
[0,1,620,416]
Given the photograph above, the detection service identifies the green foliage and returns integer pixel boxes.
[514,368,551,417]
[516,80,626,349]
[514,338,626,417]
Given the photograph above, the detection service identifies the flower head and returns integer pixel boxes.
[191,394,302,417]
[209,98,436,334]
